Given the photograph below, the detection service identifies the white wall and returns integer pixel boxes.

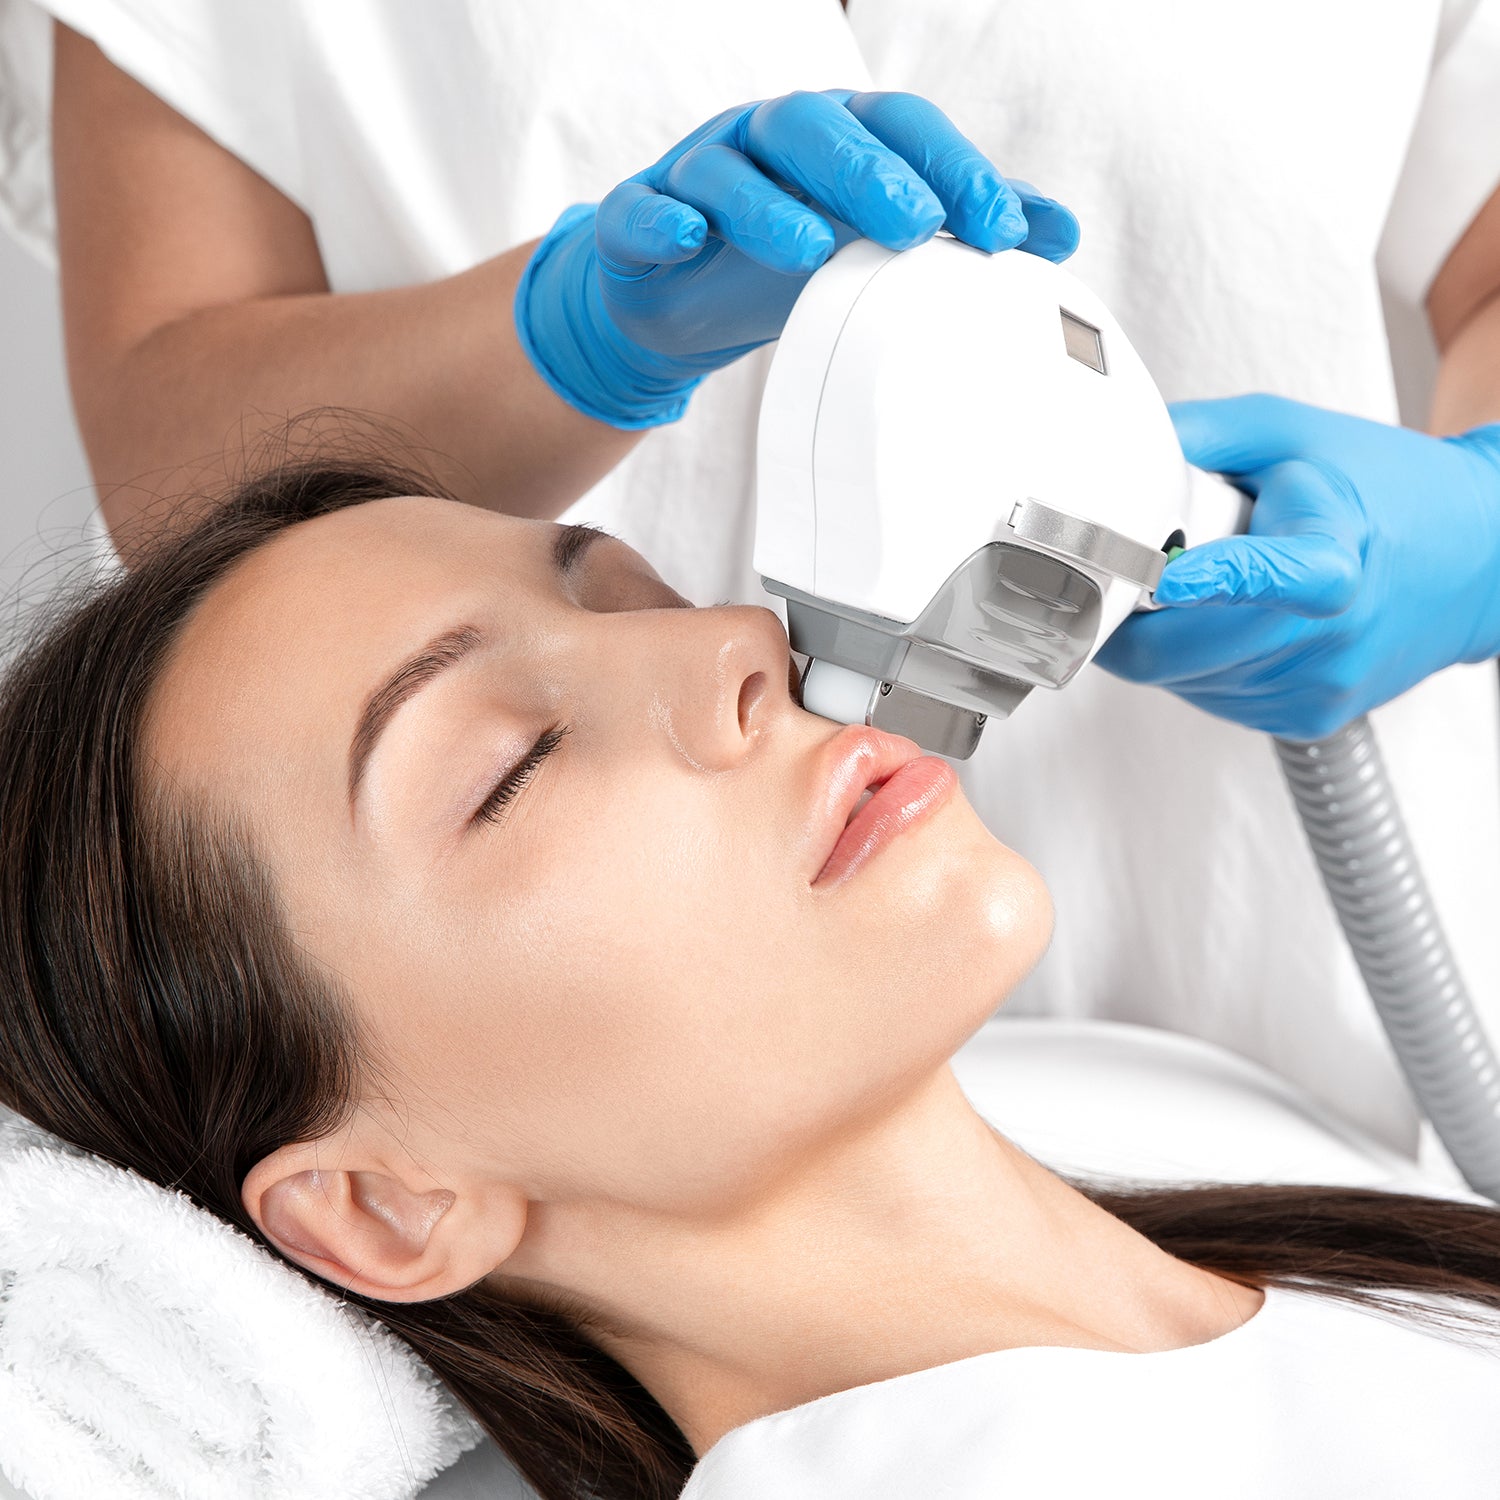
[0,229,104,642]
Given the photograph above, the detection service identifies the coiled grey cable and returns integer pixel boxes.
[1275,717,1500,1201]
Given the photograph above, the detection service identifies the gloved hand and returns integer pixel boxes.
[515,89,1079,428]
[1095,394,1500,740]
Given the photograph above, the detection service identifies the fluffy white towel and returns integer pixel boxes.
[0,1107,485,1500]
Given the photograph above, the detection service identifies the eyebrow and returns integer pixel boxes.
[346,523,607,811]
[553,521,607,574]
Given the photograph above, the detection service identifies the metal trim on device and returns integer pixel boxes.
[1007,498,1167,592]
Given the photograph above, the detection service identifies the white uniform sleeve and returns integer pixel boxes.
[0,0,300,269]
[1378,0,1500,307]
[0,0,55,263]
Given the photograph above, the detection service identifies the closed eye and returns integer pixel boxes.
[473,724,569,827]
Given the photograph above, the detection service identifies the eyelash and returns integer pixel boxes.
[474,724,569,827]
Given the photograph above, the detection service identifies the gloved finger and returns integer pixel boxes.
[833,90,1030,253]
[1007,179,1082,262]
[1094,601,1299,686]
[738,91,948,251]
[1153,460,1365,617]
[596,181,709,272]
[1170,394,1340,477]
[658,143,838,274]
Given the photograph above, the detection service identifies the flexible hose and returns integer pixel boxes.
[1275,717,1500,1201]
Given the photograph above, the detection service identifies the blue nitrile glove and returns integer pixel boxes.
[515,89,1079,428]
[1095,394,1500,741]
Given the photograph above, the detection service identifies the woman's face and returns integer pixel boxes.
[146,498,1051,1215]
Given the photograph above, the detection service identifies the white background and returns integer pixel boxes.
[0,229,104,646]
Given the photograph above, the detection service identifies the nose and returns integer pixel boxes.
[625,604,795,772]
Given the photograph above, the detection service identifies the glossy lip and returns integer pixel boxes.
[806,724,959,887]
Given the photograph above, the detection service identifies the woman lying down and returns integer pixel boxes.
[2,463,1499,1500]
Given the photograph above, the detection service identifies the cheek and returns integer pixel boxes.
[410,771,794,1197]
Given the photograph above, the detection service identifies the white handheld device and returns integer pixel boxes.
[754,236,1248,758]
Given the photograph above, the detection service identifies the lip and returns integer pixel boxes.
[808,724,959,888]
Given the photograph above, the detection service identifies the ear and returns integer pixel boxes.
[241,1140,528,1303]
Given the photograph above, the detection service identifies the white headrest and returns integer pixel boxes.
[0,1106,485,1500]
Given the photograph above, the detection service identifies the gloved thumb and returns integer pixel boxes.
[1154,458,1365,618]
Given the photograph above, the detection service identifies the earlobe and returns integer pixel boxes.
[243,1146,527,1303]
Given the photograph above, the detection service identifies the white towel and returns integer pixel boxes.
[0,1107,485,1500]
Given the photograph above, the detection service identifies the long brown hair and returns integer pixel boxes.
[2,461,1499,1499]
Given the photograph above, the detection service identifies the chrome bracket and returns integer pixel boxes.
[1007,498,1166,592]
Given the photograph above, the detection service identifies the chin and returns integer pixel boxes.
[979,850,1055,992]
[858,798,1054,1031]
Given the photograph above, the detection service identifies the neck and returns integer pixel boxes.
[503,1065,1261,1456]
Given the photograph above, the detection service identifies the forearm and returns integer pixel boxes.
[74,242,641,562]
[1427,289,1500,435]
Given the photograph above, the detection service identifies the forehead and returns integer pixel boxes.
[142,495,548,826]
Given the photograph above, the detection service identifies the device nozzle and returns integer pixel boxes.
[799,659,881,726]
[798,657,987,759]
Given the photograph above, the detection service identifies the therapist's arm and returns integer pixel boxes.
[52,25,641,564]
[1426,181,1500,434]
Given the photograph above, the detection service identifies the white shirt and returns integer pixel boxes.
[679,1283,1500,1499]
[3,0,1500,1164]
